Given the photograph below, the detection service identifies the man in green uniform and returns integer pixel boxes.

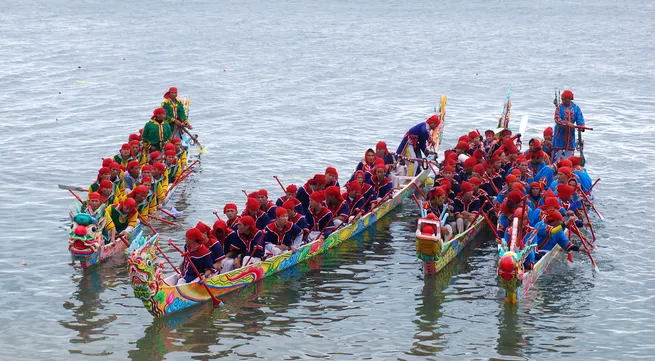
[142,107,172,152]
[162,86,191,138]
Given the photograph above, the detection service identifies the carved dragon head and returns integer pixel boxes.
[127,237,165,316]
[68,212,106,262]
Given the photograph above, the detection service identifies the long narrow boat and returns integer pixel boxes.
[127,109,445,317]
[68,97,200,269]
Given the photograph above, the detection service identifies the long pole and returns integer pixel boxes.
[168,239,220,306]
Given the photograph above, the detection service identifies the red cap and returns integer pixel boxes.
[543,127,553,137]
[484,129,495,135]
[282,200,296,210]
[129,140,140,147]
[512,183,525,193]
[141,177,152,184]
[141,165,152,172]
[511,169,522,177]
[128,160,140,169]
[172,137,182,144]
[110,162,122,170]
[310,190,326,203]
[530,182,542,190]
[541,197,560,210]
[313,174,327,185]
[239,215,256,229]
[100,180,113,189]
[558,167,572,177]
[546,210,563,222]
[121,143,131,151]
[543,188,556,199]
[133,185,148,194]
[505,174,517,184]
[246,198,260,211]
[150,151,161,159]
[429,187,446,199]
[88,192,101,200]
[164,143,176,151]
[569,156,582,167]
[129,133,141,142]
[99,167,111,175]
[561,90,574,99]
[557,184,575,199]
[534,150,546,159]
[503,139,518,155]
[375,141,388,153]
[455,141,469,150]
[153,162,166,172]
[257,189,268,197]
[483,162,492,170]
[558,159,573,168]
[325,166,338,178]
[469,177,482,186]
[517,156,529,165]
[460,181,473,194]
[472,150,484,161]
[152,107,166,119]
[196,221,211,234]
[122,197,136,209]
[458,135,470,143]
[223,203,238,213]
[442,165,454,173]
[491,155,501,163]
[212,220,228,234]
[472,164,485,175]
[286,184,298,194]
[185,227,203,242]
[275,207,288,218]
[346,181,361,192]
[164,150,176,157]
[426,115,440,125]
[325,186,341,198]
[468,130,479,139]
[506,190,523,204]
[463,157,477,168]
[164,86,178,99]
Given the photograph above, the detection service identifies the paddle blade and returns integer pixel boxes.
[519,114,529,136]
[198,147,208,154]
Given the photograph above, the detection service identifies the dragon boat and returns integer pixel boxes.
[68,98,201,270]
[127,108,445,317]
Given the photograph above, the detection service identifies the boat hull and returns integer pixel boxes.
[499,245,561,303]
[129,169,432,317]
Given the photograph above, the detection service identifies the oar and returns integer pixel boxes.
[138,214,158,234]
[273,176,287,193]
[213,211,221,220]
[181,127,208,154]
[516,114,529,151]
[243,230,268,267]
[59,184,88,192]
[117,234,131,247]
[570,224,599,272]
[480,209,502,244]
[577,128,586,167]
[587,178,600,195]
[242,189,249,198]
[148,214,180,226]
[158,207,177,219]
[411,182,427,200]
[168,238,221,306]
[577,185,604,221]
[68,189,92,213]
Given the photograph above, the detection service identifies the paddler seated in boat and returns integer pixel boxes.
[483,129,499,156]
[141,165,165,205]
[164,149,181,184]
[129,140,146,166]
[129,184,154,217]
[469,177,493,213]
[495,190,524,240]
[473,164,496,197]
[82,192,106,218]
[98,179,118,206]
[142,107,173,152]
[275,184,304,215]
[459,157,477,183]
[172,137,188,168]
[514,157,534,185]
[452,181,481,234]
[530,150,554,185]
[177,228,215,285]
[325,186,349,227]
[352,170,374,206]
[196,221,225,272]
[256,189,277,219]
[434,164,461,195]
[548,166,575,192]
[542,127,553,159]
[296,174,327,213]
[221,215,265,272]
[113,143,134,168]
[123,160,141,193]
[151,162,169,202]
[453,140,469,159]
[283,199,309,232]
[422,187,453,241]
[161,86,191,138]
[109,161,126,202]
[344,181,365,219]
[367,164,393,205]
[375,141,396,173]
[494,174,519,207]
[223,203,241,230]
[148,151,163,166]
[556,184,584,226]
[89,167,111,196]
[244,197,271,230]
[264,207,304,256]
[325,167,340,188]
[552,90,585,162]
[136,177,157,213]
[212,219,234,247]
[527,210,587,263]
[526,182,544,210]
[355,149,376,177]
[103,197,138,245]
[466,131,483,155]
[395,115,441,170]
[305,191,335,242]
[569,156,593,192]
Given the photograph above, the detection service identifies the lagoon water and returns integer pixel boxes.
[1,0,654,360]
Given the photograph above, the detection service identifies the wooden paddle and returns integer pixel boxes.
[60,184,88,192]
[570,224,599,272]
[273,176,287,193]
[181,127,208,154]
[168,238,221,306]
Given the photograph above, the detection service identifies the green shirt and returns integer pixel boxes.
[161,98,187,123]
[142,119,172,151]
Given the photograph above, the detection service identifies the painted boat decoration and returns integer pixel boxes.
[127,111,445,317]
[68,97,200,269]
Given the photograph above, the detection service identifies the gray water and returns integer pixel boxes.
[1,0,654,360]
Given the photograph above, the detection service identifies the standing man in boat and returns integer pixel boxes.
[552,90,585,162]
[396,115,441,175]
[142,108,173,152]
[161,87,191,138]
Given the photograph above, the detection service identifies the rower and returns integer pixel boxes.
[325,186,349,226]
[212,219,234,248]
[552,90,585,161]
[483,129,499,155]
[344,181,365,218]
[452,181,481,234]
[103,197,138,244]
[528,210,587,263]
[223,203,241,230]
[130,140,145,166]
[142,107,173,152]
[467,131,482,154]
[148,151,162,165]
[375,141,396,173]
[98,179,117,206]
[164,150,181,184]
[275,184,304,215]
[114,143,133,168]
[542,127,553,157]
[172,137,188,168]
[296,174,326,213]
[89,167,111,196]
[177,228,215,285]
[495,174,518,207]
[305,191,335,242]
[368,165,393,203]
[283,199,309,231]
[495,190,523,239]
[197,221,225,271]
[395,115,441,174]
[83,192,105,217]
[221,215,265,272]
[470,177,493,213]
[128,184,154,217]
[161,86,190,138]
[325,167,340,188]
[434,165,461,194]
[353,170,374,205]
[151,162,169,202]
[264,207,304,256]
[355,148,376,174]
[141,165,164,204]
[459,157,477,182]
[123,160,141,193]
[526,182,544,210]
[244,197,270,230]
[530,150,554,185]
[422,187,453,241]
[548,166,574,192]
[256,189,277,219]
[109,161,126,202]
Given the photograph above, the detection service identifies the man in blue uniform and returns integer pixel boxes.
[552,90,585,162]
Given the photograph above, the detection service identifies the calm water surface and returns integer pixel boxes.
[1,0,654,360]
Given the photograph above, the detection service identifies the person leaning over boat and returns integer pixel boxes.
[103,197,138,244]
[221,215,265,273]
[395,115,441,173]
[142,107,172,152]
[552,90,585,162]
[523,210,588,267]
[177,228,215,285]
[264,207,304,257]
[161,87,191,138]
